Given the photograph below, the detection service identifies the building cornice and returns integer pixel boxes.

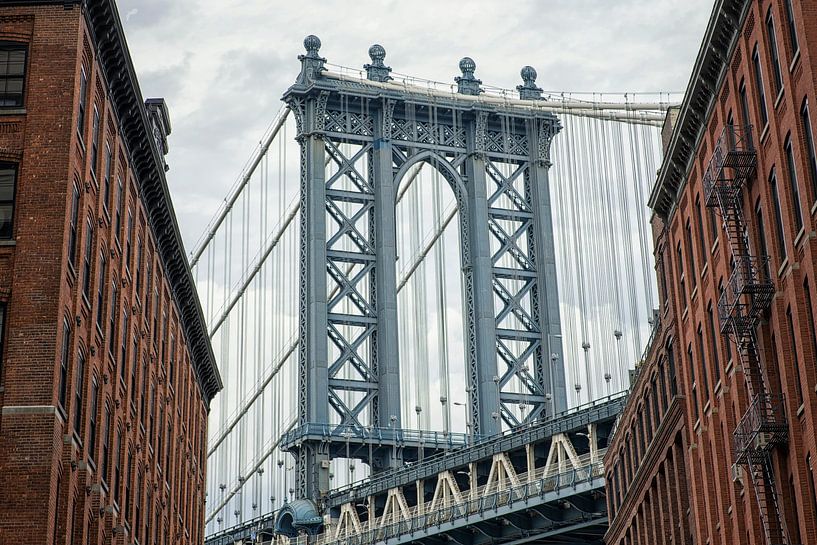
[80,0,222,404]
[648,0,751,219]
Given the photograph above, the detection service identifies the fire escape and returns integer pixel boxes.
[703,124,790,545]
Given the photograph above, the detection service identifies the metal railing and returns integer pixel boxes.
[717,255,774,331]
[325,392,626,503]
[280,423,472,450]
[703,124,756,207]
[733,393,788,464]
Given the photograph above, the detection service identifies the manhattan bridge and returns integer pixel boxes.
[197,36,676,544]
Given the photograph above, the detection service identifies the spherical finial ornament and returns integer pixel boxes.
[521,65,537,84]
[368,44,386,64]
[303,35,321,55]
[459,57,476,75]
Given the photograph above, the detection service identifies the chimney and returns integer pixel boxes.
[145,98,172,172]
[660,106,680,155]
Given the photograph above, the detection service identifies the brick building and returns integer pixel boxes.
[606,0,817,544]
[0,2,221,545]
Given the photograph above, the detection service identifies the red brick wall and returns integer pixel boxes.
[608,1,817,544]
[0,5,210,545]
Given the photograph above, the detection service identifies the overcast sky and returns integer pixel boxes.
[118,0,715,251]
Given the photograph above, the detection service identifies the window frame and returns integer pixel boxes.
[0,41,27,109]
[82,215,94,301]
[753,44,770,128]
[0,163,17,240]
[769,168,788,265]
[784,133,804,232]
[784,0,799,57]
[765,7,784,95]
[67,182,80,270]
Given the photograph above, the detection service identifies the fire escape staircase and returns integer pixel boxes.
[703,124,791,545]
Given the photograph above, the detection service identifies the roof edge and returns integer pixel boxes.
[648,0,751,219]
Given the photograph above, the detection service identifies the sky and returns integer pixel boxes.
[118,0,716,252]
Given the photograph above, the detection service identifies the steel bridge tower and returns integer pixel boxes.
[281,35,567,504]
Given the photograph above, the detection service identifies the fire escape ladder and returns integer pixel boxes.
[704,124,791,545]
[748,453,788,545]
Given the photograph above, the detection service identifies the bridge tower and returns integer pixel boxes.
[281,36,567,503]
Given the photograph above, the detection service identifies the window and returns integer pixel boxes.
[738,80,754,151]
[120,310,128,382]
[753,45,769,127]
[73,350,85,435]
[688,344,699,420]
[112,429,121,504]
[754,200,772,279]
[109,280,118,356]
[0,303,6,374]
[68,183,80,269]
[145,255,153,322]
[77,66,88,138]
[695,197,708,266]
[718,280,733,362]
[124,448,132,520]
[82,217,93,300]
[164,420,171,479]
[697,325,710,401]
[785,134,803,232]
[685,219,697,286]
[157,404,164,470]
[96,251,106,329]
[114,177,123,239]
[148,384,155,442]
[58,319,71,410]
[135,471,142,542]
[808,454,817,523]
[135,237,143,296]
[770,169,788,264]
[0,164,16,239]
[766,8,783,95]
[169,332,176,384]
[676,243,687,307]
[0,43,26,107]
[784,0,798,56]
[125,210,133,271]
[786,307,804,406]
[706,303,720,383]
[88,379,98,460]
[101,404,111,482]
[103,144,112,211]
[801,99,817,203]
[805,280,817,368]
[140,356,147,423]
[130,337,138,403]
[658,360,668,409]
[90,106,100,179]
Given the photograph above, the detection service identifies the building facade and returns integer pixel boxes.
[0,2,221,545]
[607,0,817,544]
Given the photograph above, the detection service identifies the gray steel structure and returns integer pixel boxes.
[281,35,568,503]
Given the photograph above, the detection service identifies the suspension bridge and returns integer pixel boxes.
[193,36,677,544]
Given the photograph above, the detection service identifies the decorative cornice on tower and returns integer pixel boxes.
[455,57,482,96]
[364,44,392,82]
[517,66,543,100]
